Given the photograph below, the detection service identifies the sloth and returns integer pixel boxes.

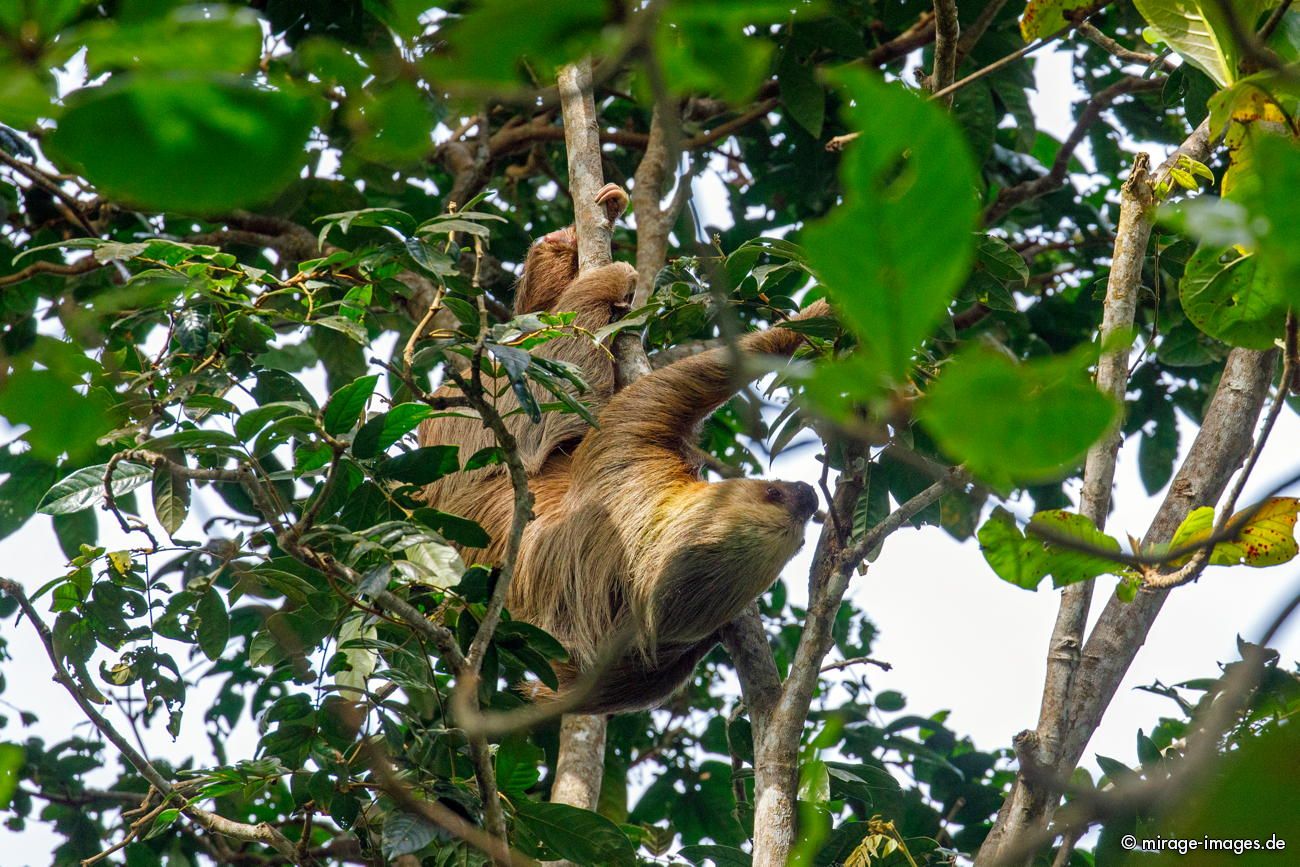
[436,297,831,713]
[418,184,633,525]
[508,304,828,712]
[415,184,831,712]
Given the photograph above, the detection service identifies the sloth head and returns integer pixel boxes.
[638,478,819,649]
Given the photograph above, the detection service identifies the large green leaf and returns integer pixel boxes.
[422,0,607,88]
[918,347,1119,486]
[1180,245,1288,349]
[1134,0,1271,85]
[46,75,317,214]
[513,799,636,867]
[1020,0,1102,40]
[151,457,191,537]
[381,811,442,859]
[0,742,22,810]
[194,589,230,661]
[323,375,379,435]
[378,446,459,486]
[978,507,1127,591]
[1241,135,1300,307]
[803,70,979,387]
[351,403,435,459]
[70,6,263,75]
[38,462,153,515]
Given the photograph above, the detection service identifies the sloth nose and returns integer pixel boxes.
[788,481,818,520]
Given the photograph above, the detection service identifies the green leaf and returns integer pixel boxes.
[351,403,434,459]
[142,429,240,450]
[382,811,442,859]
[919,347,1120,486]
[1180,245,1288,349]
[195,589,230,661]
[975,234,1030,286]
[803,70,979,387]
[679,844,753,867]
[413,507,489,548]
[494,620,568,661]
[655,11,776,103]
[1133,0,1271,85]
[977,507,1128,591]
[330,791,361,829]
[316,207,416,246]
[777,49,823,137]
[1240,136,1300,308]
[38,462,152,515]
[0,67,55,128]
[495,738,544,794]
[0,742,22,810]
[73,6,262,76]
[323,375,379,435]
[151,457,191,536]
[1029,510,1127,588]
[46,75,317,214]
[798,758,831,803]
[144,807,180,840]
[378,446,459,485]
[0,369,115,461]
[235,401,312,441]
[977,509,1048,590]
[346,80,434,166]
[513,799,636,867]
[1138,404,1180,495]
[421,0,607,88]
[464,446,505,470]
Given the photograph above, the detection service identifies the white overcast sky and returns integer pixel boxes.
[5,46,1300,865]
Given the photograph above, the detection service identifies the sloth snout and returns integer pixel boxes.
[789,481,818,520]
[767,481,818,521]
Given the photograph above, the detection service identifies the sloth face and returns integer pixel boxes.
[762,480,819,523]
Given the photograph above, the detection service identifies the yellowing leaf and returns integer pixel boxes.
[107,550,132,575]
[1168,497,1300,567]
[1019,0,1095,41]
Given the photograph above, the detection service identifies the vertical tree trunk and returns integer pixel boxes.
[976,346,1277,864]
[550,713,608,812]
[549,58,614,834]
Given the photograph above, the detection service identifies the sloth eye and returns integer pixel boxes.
[764,485,783,503]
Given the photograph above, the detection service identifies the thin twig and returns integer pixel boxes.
[820,655,893,674]
[931,1,1114,102]
[985,77,1164,224]
[1076,22,1170,69]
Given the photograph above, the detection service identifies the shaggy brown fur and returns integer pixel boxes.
[418,185,631,530]
[490,300,830,713]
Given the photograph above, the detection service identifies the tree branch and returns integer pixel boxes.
[927,0,961,104]
[977,347,1278,865]
[0,257,102,287]
[975,114,1235,867]
[548,57,623,824]
[1076,22,1172,70]
[985,77,1164,225]
[931,1,1113,103]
